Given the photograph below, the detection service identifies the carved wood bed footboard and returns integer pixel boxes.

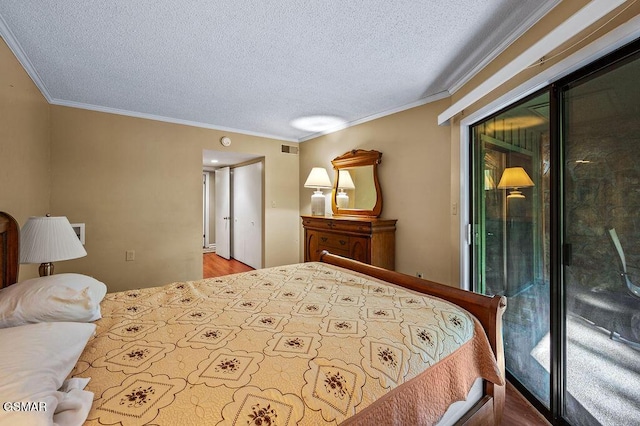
[319,250,507,425]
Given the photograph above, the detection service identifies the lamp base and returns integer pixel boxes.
[39,262,54,277]
[310,191,326,216]
[507,190,525,199]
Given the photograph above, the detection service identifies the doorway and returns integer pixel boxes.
[203,150,264,270]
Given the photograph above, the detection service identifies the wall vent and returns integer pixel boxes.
[281,145,299,154]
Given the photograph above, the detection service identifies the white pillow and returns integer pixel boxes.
[0,322,96,426]
[0,273,107,328]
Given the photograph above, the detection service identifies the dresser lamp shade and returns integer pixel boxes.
[304,167,332,189]
[497,167,534,199]
[20,216,87,276]
[304,167,332,216]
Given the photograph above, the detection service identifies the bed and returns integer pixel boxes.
[0,211,506,425]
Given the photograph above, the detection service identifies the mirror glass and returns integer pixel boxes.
[331,149,383,217]
[336,166,376,210]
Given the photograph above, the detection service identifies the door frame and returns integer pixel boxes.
[215,166,231,260]
[202,172,212,248]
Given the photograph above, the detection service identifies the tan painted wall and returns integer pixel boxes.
[50,106,299,292]
[299,99,454,284]
[0,37,50,281]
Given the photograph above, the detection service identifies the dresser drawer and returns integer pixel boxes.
[302,217,372,234]
[317,232,349,250]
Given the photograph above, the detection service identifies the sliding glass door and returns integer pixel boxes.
[471,39,640,425]
[561,45,640,426]
[472,91,551,407]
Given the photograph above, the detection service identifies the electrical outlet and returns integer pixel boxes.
[125,250,135,261]
[416,272,423,278]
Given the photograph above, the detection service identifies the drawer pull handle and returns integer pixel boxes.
[339,240,347,246]
[321,237,328,242]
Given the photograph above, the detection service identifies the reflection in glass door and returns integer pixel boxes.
[472,91,551,407]
[562,48,640,425]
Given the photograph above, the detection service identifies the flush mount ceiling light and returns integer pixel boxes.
[290,115,347,133]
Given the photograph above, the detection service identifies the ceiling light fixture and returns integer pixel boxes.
[211,159,219,163]
[290,115,346,133]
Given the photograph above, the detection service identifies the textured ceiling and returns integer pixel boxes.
[0,1,559,142]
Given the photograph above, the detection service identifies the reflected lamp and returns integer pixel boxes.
[336,170,356,208]
[20,215,87,276]
[304,167,332,216]
[497,167,535,199]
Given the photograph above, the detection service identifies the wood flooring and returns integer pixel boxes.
[202,252,550,425]
[203,252,254,278]
[504,381,550,425]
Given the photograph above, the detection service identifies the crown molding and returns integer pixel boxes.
[447,0,561,95]
[439,0,628,125]
[459,14,640,128]
[0,14,53,102]
[48,98,297,142]
[298,91,450,142]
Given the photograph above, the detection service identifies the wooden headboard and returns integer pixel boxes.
[0,212,19,289]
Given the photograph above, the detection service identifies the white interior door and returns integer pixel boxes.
[214,167,231,259]
[232,162,263,269]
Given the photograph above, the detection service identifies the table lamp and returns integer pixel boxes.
[20,215,87,276]
[304,167,332,216]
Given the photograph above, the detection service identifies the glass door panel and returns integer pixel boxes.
[562,51,640,426]
[472,92,551,407]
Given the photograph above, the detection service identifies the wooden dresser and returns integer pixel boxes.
[301,215,397,270]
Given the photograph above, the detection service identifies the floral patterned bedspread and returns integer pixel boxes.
[74,262,501,425]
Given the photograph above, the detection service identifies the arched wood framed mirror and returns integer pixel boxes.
[331,149,383,217]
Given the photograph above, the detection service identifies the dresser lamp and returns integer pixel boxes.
[497,167,534,199]
[20,215,87,276]
[304,167,332,216]
[336,169,356,208]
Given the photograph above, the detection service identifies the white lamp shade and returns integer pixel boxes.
[338,170,356,190]
[20,216,87,263]
[304,167,332,189]
[497,167,534,189]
